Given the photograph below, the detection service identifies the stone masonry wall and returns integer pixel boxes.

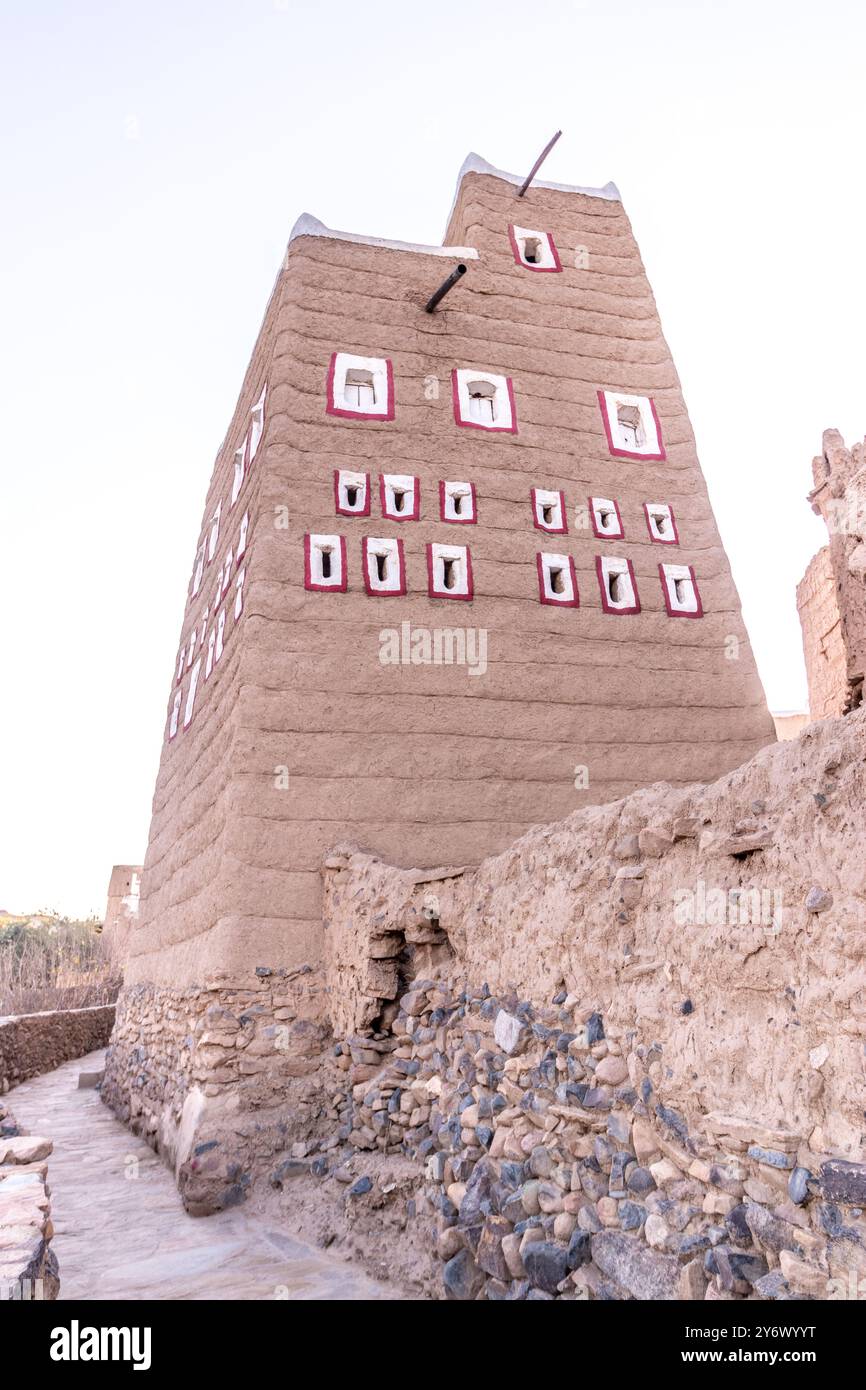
[0,1006,115,1096]
[0,1099,58,1300]
[322,708,866,1159]
[319,978,866,1300]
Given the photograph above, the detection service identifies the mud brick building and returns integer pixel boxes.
[104,153,774,1206]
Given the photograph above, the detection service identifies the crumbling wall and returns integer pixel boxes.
[0,1006,115,1096]
[0,1100,58,1300]
[323,707,866,1161]
[801,428,866,717]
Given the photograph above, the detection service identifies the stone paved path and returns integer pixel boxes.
[9,1050,388,1300]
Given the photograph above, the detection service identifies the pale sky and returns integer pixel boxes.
[2,0,862,917]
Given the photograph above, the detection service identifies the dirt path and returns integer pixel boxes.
[8,1050,389,1300]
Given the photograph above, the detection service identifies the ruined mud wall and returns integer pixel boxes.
[323,708,866,1158]
[0,1006,115,1095]
[801,428,866,717]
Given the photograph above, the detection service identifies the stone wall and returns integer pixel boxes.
[102,971,338,1215]
[797,547,845,719]
[0,1006,115,1096]
[320,979,866,1300]
[0,1099,58,1300]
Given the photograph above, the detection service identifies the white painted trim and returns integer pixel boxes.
[661,562,699,614]
[539,552,576,604]
[591,497,623,538]
[288,213,478,261]
[445,152,620,236]
[455,369,513,432]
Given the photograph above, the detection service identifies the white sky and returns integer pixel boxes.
[2,0,862,917]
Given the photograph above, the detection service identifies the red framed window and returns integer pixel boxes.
[537,552,579,607]
[427,542,473,600]
[596,555,641,615]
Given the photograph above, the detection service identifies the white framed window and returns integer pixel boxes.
[334,469,371,517]
[191,542,206,597]
[231,438,247,506]
[183,658,202,729]
[380,473,419,521]
[362,537,406,596]
[452,369,517,434]
[221,548,233,595]
[590,496,624,540]
[248,384,266,464]
[596,555,641,614]
[305,533,347,591]
[537,552,579,607]
[215,607,226,662]
[327,352,394,420]
[660,563,702,618]
[186,637,195,670]
[205,626,216,680]
[199,607,209,647]
[175,645,185,685]
[237,511,249,561]
[598,389,665,460]
[207,500,222,562]
[169,689,182,740]
[440,480,477,524]
[234,567,246,620]
[427,542,473,600]
[644,502,679,544]
[508,224,562,272]
[531,487,567,534]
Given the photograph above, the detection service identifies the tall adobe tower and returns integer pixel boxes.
[105,153,774,1207]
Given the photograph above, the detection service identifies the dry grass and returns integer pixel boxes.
[0,918,121,1017]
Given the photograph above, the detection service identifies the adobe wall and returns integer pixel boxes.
[797,547,845,719]
[105,156,775,1202]
[101,864,142,966]
[801,428,866,717]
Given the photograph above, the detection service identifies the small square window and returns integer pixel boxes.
[248,384,267,464]
[596,555,641,614]
[452,369,517,434]
[305,533,348,591]
[335,469,371,517]
[531,487,567,534]
[236,511,249,561]
[537,552,579,607]
[175,645,185,685]
[168,689,182,740]
[191,542,206,598]
[231,438,247,506]
[660,563,702,618]
[183,657,202,729]
[234,568,246,620]
[362,537,407,596]
[508,225,562,273]
[440,480,477,524]
[327,353,395,420]
[427,543,473,600]
[589,496,624,540]
[598,390,666,461]
[380,473,420,521]
[644,502,679,545]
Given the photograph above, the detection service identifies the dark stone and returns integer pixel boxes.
[254,966,273,977]
[567,1229,592,1269]
[476,1126,493,1150]
[310,1156,329,1178]
[348,1175,373,1197]
[587,1012,605,1044]
[680,999,694,1015]
[609,1151,632,1197]
[788,1166,811,1205]
[556,1032,576,1052]
[725,1203,753,1246]
[655,1104,689,1144]
[458,1156,497,1228]
[620,1201,646,1231]
[553,990,567,1005]
[484,1279,510,1300]
[821,1159,866,1205]
[502,1193,526,1225]
[583,1088,611,1110]
[393,1058,420,1077]
[194,1140,219,1156]
[443,1248,485,1301]
[753,1270,792,1300]
[607,1113,632,1146]
[523,1241,570,1293]
[675,1233,711,1257]
[748,1144,795,1170]
[816,1203,860,1241]
[626,1166,656,1195]
[505,1279,530,1300]
[744,1201,800,1254]
[500,1161,524,1189]
[640,1077,653,1103]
